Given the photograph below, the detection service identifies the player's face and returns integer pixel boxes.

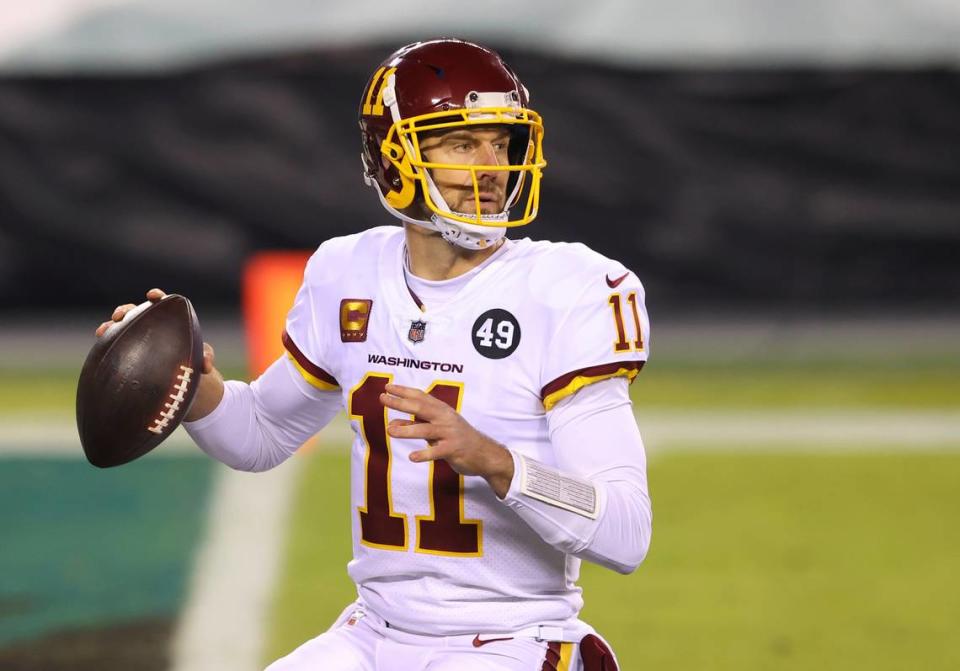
[420,127,511,215]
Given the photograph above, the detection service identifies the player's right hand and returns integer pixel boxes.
[95,287,167,337]
[95,288,216,376]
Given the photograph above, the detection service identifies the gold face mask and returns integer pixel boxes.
[379,105,547,228]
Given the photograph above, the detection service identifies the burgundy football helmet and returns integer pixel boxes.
[359,39,546,249]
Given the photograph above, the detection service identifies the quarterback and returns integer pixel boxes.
[99,39,651,671]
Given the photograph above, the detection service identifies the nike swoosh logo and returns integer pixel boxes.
[473,634,514,647]
[606,272,629,288]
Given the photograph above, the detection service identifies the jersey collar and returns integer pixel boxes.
[381,229,516,319]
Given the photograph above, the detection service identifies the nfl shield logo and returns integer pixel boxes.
[408,319,427,344]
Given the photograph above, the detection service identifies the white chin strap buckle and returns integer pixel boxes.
[431,213,506,250]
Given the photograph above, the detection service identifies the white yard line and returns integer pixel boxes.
[0,418,199,455]
[168,459,302,671]
[3,410,956,456]
[635,409,960,451]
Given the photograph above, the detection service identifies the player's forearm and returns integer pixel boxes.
[184,368,225,421]
[482,443,515,498]
[501,453,652,573]
[572,477,652,573]
[183,355,341,471]
[184,379,272,470]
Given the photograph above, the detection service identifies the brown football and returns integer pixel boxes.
[76,294,204,468]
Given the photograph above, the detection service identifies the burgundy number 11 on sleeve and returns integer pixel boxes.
[608,291,644,353]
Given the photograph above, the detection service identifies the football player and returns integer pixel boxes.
[99,38,651,671]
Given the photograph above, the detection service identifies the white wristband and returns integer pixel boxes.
[517,453,599,519]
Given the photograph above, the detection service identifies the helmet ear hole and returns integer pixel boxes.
[505,125,531,196]
[364,130,405,195]
[507,125,531,165]
[385,153,416,209]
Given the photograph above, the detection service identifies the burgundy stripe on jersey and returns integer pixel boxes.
[281,330,339,387]
[541,361,645,400]
[406,282,425,311]
[540,641,561,671]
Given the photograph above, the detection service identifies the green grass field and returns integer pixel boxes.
[3,356,957,669]
[265,450,960,670]
[4,358,957,414]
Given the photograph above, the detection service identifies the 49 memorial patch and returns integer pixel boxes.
[471,309,521,359]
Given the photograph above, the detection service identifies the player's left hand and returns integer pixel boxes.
[381,383,514,498]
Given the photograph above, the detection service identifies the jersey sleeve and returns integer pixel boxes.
[282,247,341,392]
[539,265,650,411]
[500,377,652,573]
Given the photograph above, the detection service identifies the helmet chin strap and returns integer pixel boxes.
[365,177,507,250]
[429,213,507,250]
[421,169,507,250]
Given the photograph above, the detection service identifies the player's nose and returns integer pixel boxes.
[474,141,501,181]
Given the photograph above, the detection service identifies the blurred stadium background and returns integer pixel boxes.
[1,1,958,669]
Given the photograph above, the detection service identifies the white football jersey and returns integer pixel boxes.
[283,225,649,635]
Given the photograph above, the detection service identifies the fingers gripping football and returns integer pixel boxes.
[92,288,223,423]
[96,288,166,337]
[380,384,515,497]
[95,289,215,375]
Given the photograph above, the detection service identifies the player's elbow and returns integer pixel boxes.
[204,436,288,473]
[244,416,299,472]
[603,482,653,574]
[577,524,651,575]
[243,441,293,473]
[579,545,646,575]
[202,448,275,473]
[610,560,640,575]
[236,456,281,473]
[611,533,651,574]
